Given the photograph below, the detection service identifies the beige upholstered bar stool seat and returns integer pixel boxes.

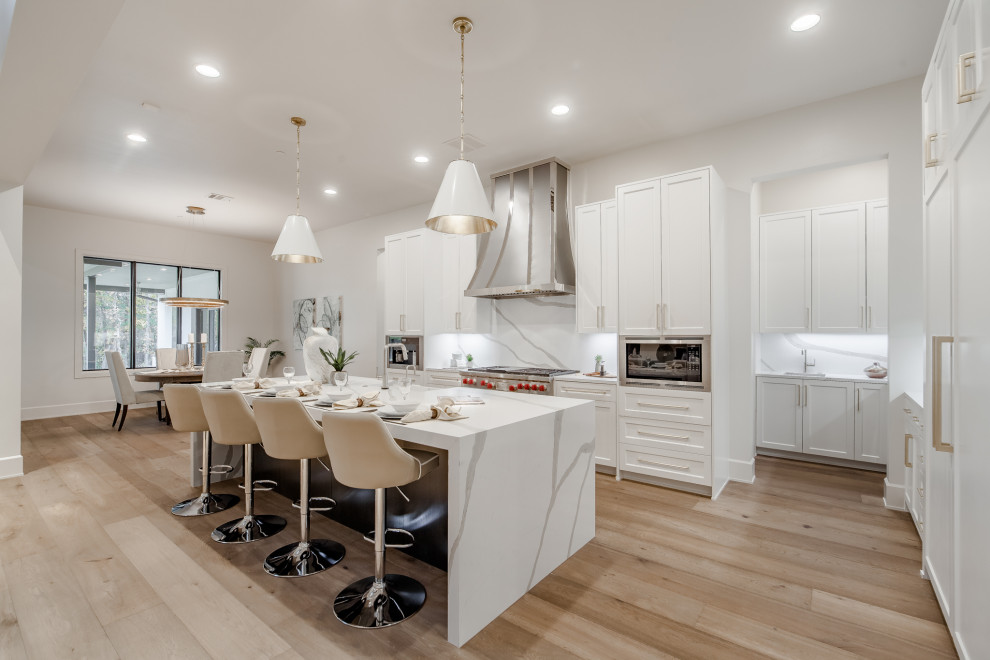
[163,384,239,516]
[253,398,346,577]
[321,412,440,628]
[200,389,287,543]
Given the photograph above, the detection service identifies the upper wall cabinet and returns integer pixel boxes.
[759,210,812,332]
[441,234,489,333]
[759,200,886,334]
[575,200,618,333]
[384,229,430,334]
[617,167,717,337]
[811,203,866,332]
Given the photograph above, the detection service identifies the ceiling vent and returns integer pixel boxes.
[207,193,233,201]
[443,133,485,154]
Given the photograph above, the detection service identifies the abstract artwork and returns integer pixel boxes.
[292,298,316,350]
[316,295,343,345]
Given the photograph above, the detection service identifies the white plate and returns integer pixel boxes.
[318,390,354,404]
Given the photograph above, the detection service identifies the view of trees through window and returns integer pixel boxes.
[82,257,221,370]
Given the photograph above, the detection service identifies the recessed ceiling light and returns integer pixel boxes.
[323,188,337,195]
[195,64,220,78]
[414,155,430,163]
[551,104,570,116]
[127,133,147,143]
[790,14,821,31]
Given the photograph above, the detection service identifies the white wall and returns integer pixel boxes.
[21,205,284,420]
[759,159,889,214]
[0,184,23,478]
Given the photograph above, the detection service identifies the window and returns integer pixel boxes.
[82,257,221,370]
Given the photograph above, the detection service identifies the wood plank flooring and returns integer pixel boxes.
[2,409,954,659]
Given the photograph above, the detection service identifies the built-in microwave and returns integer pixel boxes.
[619,337,711,391]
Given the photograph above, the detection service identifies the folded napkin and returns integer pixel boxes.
[232,380,262,391]
[275,381,322,398]
[333,390,386,410]
[399,397,467,424]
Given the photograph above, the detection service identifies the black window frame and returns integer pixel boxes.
[82,257,222,371]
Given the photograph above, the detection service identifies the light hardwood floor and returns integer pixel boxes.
[2,409,955,659]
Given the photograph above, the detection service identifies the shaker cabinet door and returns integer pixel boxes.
[803,380,855,459]
[617,179,663,336]
[812,203,866,332]
[756,377,802,452]
[759,211,812,332]
[575,203,604,333]
[660,169,711,335]
[865,200,889,332]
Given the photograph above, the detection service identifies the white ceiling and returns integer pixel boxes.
[22,0,947,240]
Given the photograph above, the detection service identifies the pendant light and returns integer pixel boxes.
[272,117,324,263]
[425,17,496,235]
[162,297,229,309]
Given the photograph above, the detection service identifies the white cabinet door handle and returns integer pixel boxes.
[662,303,668,333]
[656,304,662,331]
[932,335,954,453]
[868,306,873,329]
[860,306,865,328]
[562,387,610,396]
[805,307,811,329]
[636,458,689,471]
[636,429,691,442]
[456,311,461,330]
[638,401,689,410]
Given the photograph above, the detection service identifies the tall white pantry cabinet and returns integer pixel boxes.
[920,0,990,657]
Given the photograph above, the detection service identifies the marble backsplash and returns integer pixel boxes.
[426,296,617,374]
[758,333,888,376]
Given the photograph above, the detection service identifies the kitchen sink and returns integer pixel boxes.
[784,371,827,377]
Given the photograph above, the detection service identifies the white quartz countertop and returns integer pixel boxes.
[756,371,888,384]
[554,373,618,384]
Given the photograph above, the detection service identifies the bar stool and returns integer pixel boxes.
[321,411,440,628]
[200,389,287,543]
[164,384,239,516]
[253,398,345,578]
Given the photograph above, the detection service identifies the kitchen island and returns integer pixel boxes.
[249,377,596,647]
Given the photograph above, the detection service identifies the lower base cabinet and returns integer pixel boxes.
[756,375,887,465]
[553,379,617,468]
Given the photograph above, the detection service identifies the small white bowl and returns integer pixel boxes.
[388,400,420,414]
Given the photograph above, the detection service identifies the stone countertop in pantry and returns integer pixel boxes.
[553,372,618,384]
[756,371,888,384]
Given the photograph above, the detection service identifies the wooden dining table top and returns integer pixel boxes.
[133,368,204,383]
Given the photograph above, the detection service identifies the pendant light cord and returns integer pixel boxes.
[295,122,302,215]
[459,29,465,161]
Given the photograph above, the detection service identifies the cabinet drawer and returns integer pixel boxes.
[553,381,617,402]
[619,443,711,486]
[619,387,711,425]
[619,417,710,455]
[425,370,463,389]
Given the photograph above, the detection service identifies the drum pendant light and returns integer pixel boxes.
[272,117,324,263]
[425,17,496,235]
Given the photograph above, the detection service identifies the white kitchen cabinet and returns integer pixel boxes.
[660,170,711,335]
[756,377,802,452]
[424,369,463,389]
[865,200,888,332]
[384,368,423,387]
[553,379,617,468]
[811,203,866,332]
[854,383,887,463]
[574,200,618,333]
[803,380,855,460]
[759,210,812,332]
[616,178,663,335]
[441,234,487,333]
[384,230,428,334]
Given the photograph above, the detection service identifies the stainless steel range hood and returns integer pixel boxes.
[465,158,575,298]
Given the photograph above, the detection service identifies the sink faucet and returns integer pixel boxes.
[801,349,816,374]
[383,342,408,389]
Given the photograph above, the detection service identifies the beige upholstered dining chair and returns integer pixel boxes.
[203,350,244,383]
[156,347,177,370]
[105,350,165,431]
[245,347,270,379]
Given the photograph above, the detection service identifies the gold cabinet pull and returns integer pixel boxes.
[904,433,913,468]
[932,335,954,453]
[957,52,976,103]
[636,457,689,471]
[924,133,939,168]
[638,401,689,410]
[636,429,691,442]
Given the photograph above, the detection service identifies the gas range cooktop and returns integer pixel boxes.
[458,366,578,394]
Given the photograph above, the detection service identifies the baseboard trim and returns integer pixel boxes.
[0,454,24,480]
[883,478,906,511]
[729,458,755,484]
[21,400,156,421]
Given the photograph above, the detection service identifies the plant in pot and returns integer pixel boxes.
[466,353,474,365]
[320,346,359,390]
[594,354,604,373]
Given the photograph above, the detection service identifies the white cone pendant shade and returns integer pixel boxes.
[426,159,496,234]
[271,214,323,263]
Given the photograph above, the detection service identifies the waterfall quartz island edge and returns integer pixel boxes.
[313,377,596,647]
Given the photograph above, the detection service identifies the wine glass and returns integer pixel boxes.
[333,370,348,392]
[283,366,295,384]
[397,377,412,401]
[242,360,252,378]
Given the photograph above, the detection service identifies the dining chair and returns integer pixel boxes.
[246,347,270,379]
[156,347,177,370]
[105,350,165,431]
[203,350,244,383]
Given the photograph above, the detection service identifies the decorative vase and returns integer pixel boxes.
[303,327,338,383]
[594,359,602,374]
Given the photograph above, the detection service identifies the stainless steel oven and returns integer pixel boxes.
[619,337,711,391]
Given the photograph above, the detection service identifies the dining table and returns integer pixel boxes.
[133,367,205,385]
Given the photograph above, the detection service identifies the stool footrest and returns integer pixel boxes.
[239,479,277,492]
[202,464,234,476]
[292,496,336,513]
[363,528,415,549]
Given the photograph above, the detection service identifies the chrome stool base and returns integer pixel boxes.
[211,514,287,544]
[333,574,427,628]
[264,539,345,578]
[171,492,239,517]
